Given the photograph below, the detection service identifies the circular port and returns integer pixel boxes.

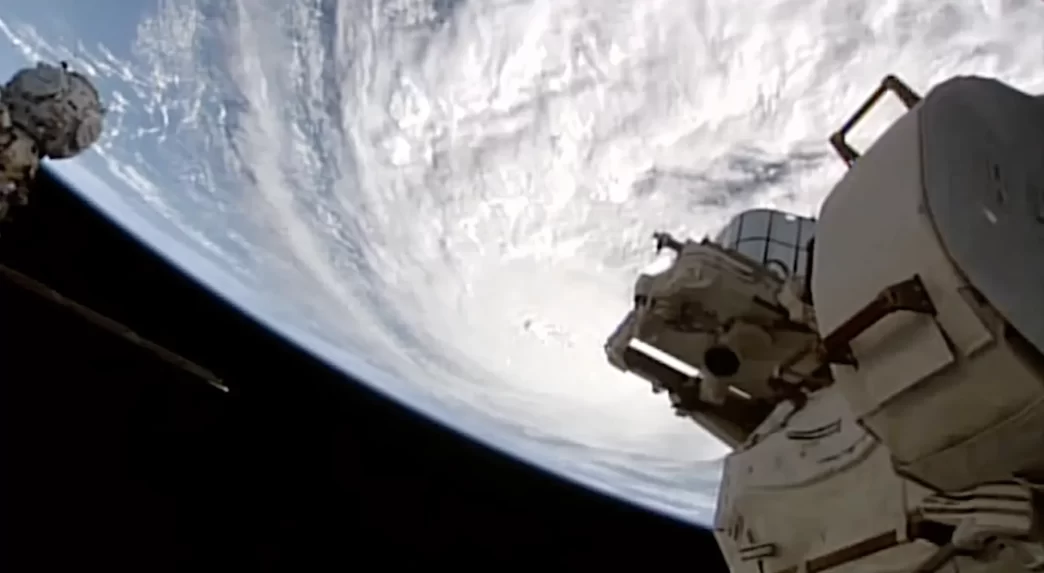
[704,346,740,377]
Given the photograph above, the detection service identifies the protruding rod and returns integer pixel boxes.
[0,263,229,393]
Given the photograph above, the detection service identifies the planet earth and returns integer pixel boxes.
[2,0,1042,527]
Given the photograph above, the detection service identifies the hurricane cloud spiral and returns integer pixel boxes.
[2,0,1043,524]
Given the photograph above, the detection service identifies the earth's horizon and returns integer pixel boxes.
[2,0,1042,527]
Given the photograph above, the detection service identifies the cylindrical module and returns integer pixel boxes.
[812,76,1044,493]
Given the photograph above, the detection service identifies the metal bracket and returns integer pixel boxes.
[821,274,937,367]
[773,274,936,390]
[652,231,684,254]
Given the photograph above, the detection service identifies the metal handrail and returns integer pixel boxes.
[829,75,922,167]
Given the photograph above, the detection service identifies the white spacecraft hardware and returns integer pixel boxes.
[0,61,105,221]
[604,75,1044,572]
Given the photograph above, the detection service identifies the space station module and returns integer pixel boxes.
[0,61,105,221]
[604,75,1044,572]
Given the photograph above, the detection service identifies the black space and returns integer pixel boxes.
[0,167,728,571]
